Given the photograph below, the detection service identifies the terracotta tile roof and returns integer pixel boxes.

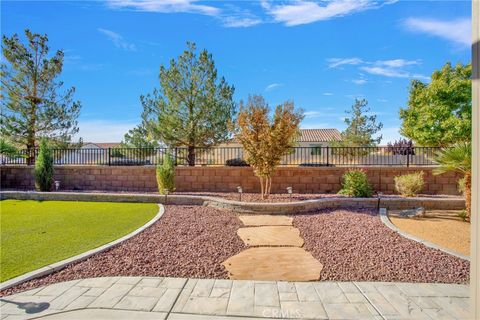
[298,129,341,142]
[83,142,122,149]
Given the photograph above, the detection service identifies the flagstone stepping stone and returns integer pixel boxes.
[239,215,293,226]
[237,226,304,247]
[222,247,323,281]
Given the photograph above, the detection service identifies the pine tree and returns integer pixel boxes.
[141,42,235,166]
[337,98,383,147]
[1,30,81,164]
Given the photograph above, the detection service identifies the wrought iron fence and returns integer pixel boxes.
[0,146,442,167]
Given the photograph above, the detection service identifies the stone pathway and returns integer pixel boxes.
[223,215,323,281]
[0,276,470,319]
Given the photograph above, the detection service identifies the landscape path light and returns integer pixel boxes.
[376,191,383,210]
[286,187,293,199]
[54,181,60,191]
[237,186,243,201]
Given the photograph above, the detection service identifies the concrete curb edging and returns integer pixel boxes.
[0,204,165,291]
[0,191,465,214]
[379,207,470,261]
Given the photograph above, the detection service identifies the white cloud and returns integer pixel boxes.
[377,98,388,103]
[263,0,396,26]
[374,59,420,68]
[404,17,470,47]
[76,119,139,142]
[327,57,363,68]
[361,66,429,81]
[323,92,334,96]
[328,56,428,81]
[345,94,365,99]
[98,28,137,51]
[106,0,220,16]
[361,66,408,78]
[304,111,322,117]
[352,78,367,85]
[265,83,283,91]
[222,16,262,28]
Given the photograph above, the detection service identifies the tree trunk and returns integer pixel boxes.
[26,138,35,166]
[464,172,471,222]
[259,176,265,199]
[187,145,195,166]
[264,176,271,199]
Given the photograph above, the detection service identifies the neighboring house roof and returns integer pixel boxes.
[298,129,341,142]
[82,142,121,149]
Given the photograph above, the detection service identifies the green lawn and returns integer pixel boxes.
[0,200,158,282]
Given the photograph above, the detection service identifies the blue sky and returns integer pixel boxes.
[1,0,471,143]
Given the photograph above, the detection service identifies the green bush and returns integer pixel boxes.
[394,171,424,197]
[35,139,54,191]
[338,169,373,197]
[156,154,175,194]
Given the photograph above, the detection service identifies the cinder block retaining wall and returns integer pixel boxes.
[1,165,461,195]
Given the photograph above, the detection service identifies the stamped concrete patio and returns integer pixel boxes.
[0,276,470,320]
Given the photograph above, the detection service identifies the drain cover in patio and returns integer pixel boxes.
[222,247,323,281]
[238,215,293,226]
[237,226,304,247]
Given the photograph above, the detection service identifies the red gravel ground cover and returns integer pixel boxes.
[1,205,245,296]
[294,208,470,284]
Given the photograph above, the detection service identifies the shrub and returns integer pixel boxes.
[458,210,468,222]
[394,171,424,197]
[156,154,175,194]
[225,158,249,166]
[35,139,54,191]
[386,138,415,155]
[338,169,372,197]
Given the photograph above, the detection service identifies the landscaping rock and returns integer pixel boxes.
[294,208,469,283]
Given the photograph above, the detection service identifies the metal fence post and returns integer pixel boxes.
[326,146,329,166]
[406,151,410,167]
[174,148,178,166]
[108,148,111,166]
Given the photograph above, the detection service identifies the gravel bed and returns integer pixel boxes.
[294,208,470,284]
[1,205,246,296]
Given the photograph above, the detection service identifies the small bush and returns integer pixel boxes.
[394,171,424,197]
[35,139,54,191]
[225,158,249,166]
[338,169,373,197]
[156,154,175,194]
[457,210,468,222]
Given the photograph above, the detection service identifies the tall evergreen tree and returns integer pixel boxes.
[1,30,81,163]
[122,123,159,149]
[335,98,383,147]
[141,42,235,166]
